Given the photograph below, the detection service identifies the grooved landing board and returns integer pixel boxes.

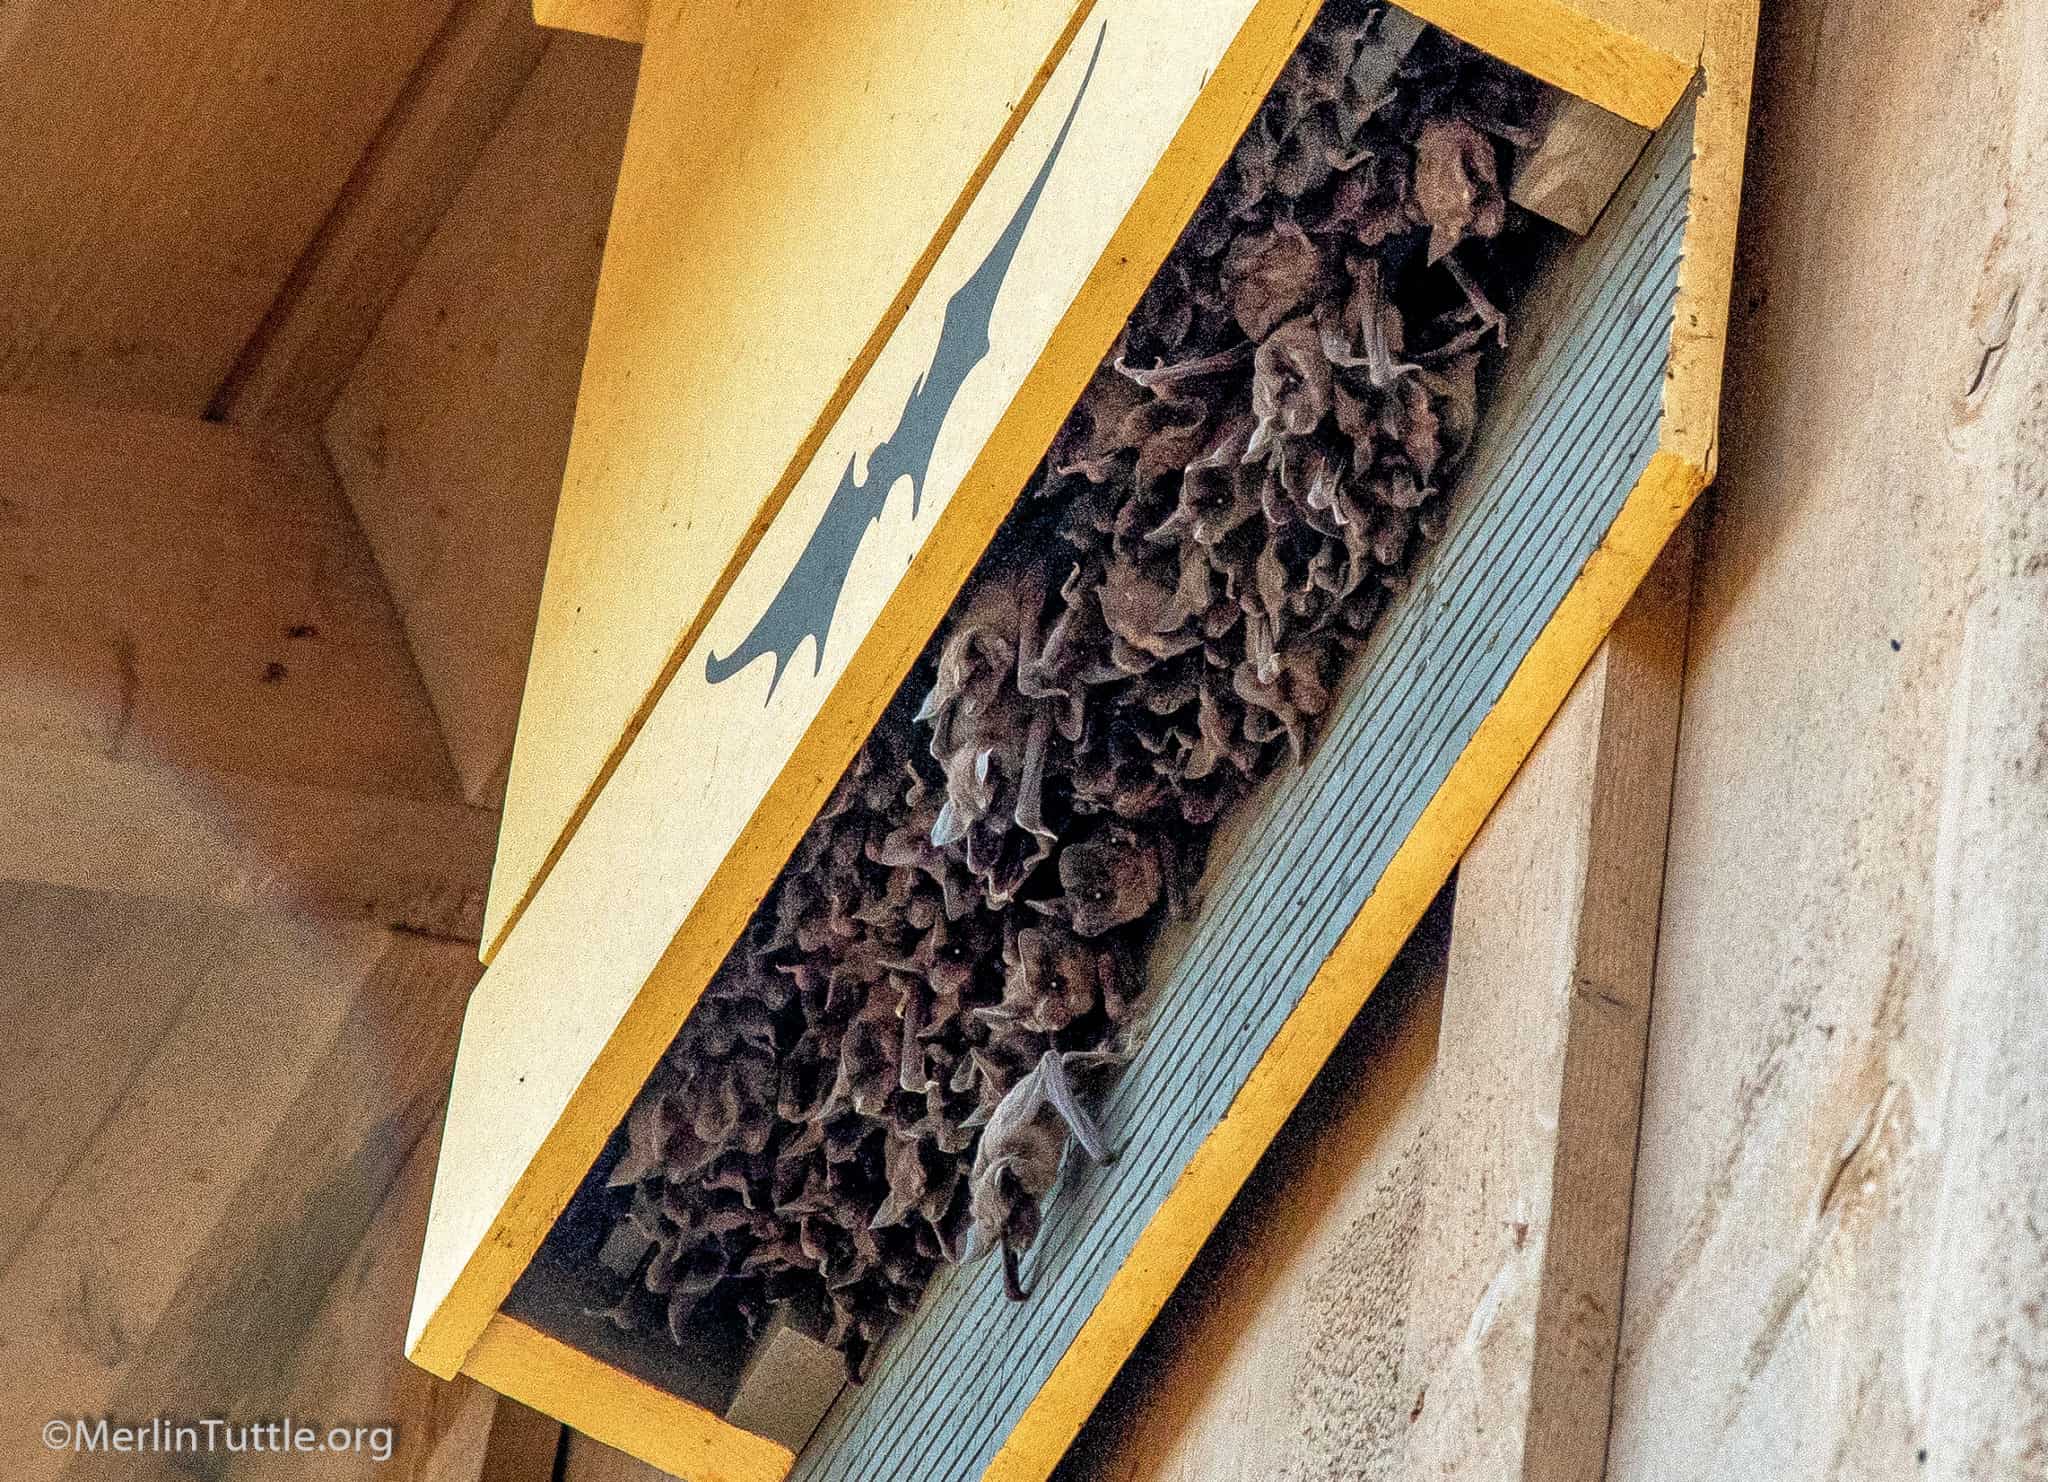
[793,91,1697,1482]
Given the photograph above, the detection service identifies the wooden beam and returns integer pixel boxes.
[325,32,640,807]
[0,0,458,414]
[0,750,497,939]
[1055,926,1448,1481]
[1512,91,1652,234]
[1402,522,1694,1479]
[533,0,647,45]
[1611,0,2048,1470]
[482,0,1101,954]
[212,0,553,431]
[0,395,493,935]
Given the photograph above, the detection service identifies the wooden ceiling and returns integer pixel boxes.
[0,0,459,414]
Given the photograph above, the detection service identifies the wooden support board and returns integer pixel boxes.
[0,897,486,1482]
[1402,521,1692,1478]
[481,0,1717,961]
[411,0,1755,1473]
[1513,93,1654,235]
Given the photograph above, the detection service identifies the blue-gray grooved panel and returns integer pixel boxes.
[792,86,1698,1482]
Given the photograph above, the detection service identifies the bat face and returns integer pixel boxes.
[706,25,1108,699]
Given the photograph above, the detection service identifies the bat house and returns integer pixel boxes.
[407,1,1759,1477]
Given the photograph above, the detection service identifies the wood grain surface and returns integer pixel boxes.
[1609,0,2048,1475]
[0,0,457,414]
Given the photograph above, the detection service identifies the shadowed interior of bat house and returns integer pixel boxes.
[501,1,1574,1443]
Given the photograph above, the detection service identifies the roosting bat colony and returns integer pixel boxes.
[579,3,1546,1380]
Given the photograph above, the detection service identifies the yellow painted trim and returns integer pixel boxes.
[461,1314,795,1482]
[1404,0,1703,127]
[1658,0,1760,475]
[985,445,1709,1482]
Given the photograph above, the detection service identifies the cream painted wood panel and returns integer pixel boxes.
[484,0,1094,951]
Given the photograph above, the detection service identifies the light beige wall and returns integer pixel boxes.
[1608,0,2048,1474]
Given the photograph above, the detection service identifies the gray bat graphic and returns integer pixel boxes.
[706,23,1106,697]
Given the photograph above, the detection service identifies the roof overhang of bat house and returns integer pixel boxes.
[406,1,1760,1477]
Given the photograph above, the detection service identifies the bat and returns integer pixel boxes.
[706,23,1107,698]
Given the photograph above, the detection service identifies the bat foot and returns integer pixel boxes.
[1002,1244,1030,1302]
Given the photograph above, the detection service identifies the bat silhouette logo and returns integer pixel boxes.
[706,24,1106,698]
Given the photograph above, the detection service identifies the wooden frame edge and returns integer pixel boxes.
[1659,0,1760,474]
[460,1313,796,1482]
[1404,0,1703,127]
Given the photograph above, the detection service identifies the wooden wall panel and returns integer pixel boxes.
[0,888,226,1268]
[326,32,640,806]
[0,892,480,1481]
[0,0,457,414]
[0,396,453,799]
[1609,0,2048,1475]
